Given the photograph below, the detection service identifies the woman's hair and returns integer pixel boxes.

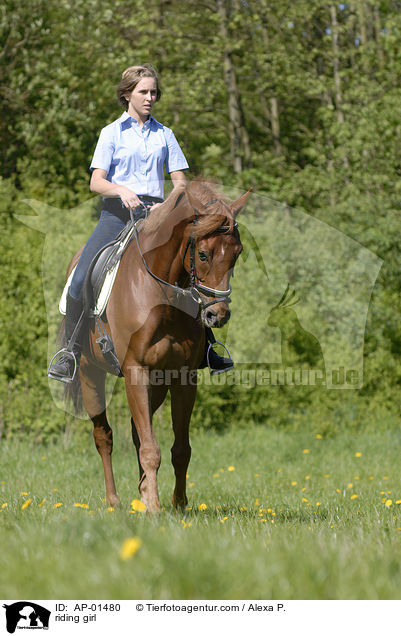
[117,64,162,109]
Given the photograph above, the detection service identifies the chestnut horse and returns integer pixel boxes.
[64,180,251,512]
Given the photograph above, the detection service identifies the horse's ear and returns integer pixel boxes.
[230,187,252,218]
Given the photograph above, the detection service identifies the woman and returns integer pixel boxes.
[48,64,233,382]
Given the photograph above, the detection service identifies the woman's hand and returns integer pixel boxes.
[116,186,142,209]
[90,169,140,208]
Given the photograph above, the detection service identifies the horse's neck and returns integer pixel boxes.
[139,220,189,286]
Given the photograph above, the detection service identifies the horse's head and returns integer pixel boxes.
[184,183,252,328]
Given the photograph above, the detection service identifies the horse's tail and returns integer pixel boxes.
[57,318,83,415]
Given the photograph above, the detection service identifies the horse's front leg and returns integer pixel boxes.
[124,364,161,512]
[170,380,197,511]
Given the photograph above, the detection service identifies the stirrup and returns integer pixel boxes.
[206,340,234,376]
[47,348,78,383]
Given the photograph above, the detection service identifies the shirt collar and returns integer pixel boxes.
[119,111,156,130]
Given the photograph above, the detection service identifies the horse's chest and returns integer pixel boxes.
[144,337,189,368]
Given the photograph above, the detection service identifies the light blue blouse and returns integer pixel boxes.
[90,111,189,199]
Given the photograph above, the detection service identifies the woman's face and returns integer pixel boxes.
[125,77,157,122]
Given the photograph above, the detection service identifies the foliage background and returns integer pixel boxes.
[1,0,401,441]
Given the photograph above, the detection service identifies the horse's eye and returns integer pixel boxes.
[198,250,209,262]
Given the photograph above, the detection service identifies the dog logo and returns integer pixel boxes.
[2,602,51,633]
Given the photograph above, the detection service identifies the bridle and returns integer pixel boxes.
[132,199,239,311]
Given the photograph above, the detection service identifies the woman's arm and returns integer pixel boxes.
[170,170,187,190]
[90,169,142,209]
[149,170,187,212]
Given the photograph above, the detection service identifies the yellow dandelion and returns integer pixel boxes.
[316,434,323,439]
[301,487,306,492]
[382,497,387,503]
[254,498,260,506]
[186,473,189,479]
[21,499,32,510]
[305,475,310,480]
[52,488,58,492]
[189,482,195,488]
[316,502,321,506]
[107,507,114,512]
[185,506,192,511]
[267,508,273,513]
[131,499,147,512]
[396,500,401,505]
[119,537,142,561]
[254,473,260,477]
[219,468,224,473]
[387,490,391,494]
[20,492,29,496]
[213,473,219,478]
[220,516,229,523]
[385,499,392,507]
[369,476,374,480]
[291,481,297,486]
[240,506,248,511]
[347,483,353,489]
[303,449,309,454]
[355,452,362,458]
[336,488,341,493]
[260,518,267,523]
[41,456,46,460]
[351,494,358,500]
[1,503,8,509]
[198,503,207,511]
[302,498,308,502]
[54,502,63,508]
[228,466,235,472]
[38,498,46,507]
[181,521,192,528]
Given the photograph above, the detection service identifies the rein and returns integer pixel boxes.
[132,200,237,311]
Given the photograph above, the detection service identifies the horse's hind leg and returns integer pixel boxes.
[80,357,121,508]
[170,382,197,510]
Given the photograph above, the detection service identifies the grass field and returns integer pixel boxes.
[1,420,401,600]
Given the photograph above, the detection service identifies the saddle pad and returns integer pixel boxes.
[59,259,121,317]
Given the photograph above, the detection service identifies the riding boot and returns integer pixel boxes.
[199,327,234,374]
[47,293,85,383]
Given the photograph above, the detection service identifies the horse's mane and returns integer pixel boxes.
[141,179,235,238]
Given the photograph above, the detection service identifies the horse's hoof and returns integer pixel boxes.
[107,495,121,508]
[172,494,188,511]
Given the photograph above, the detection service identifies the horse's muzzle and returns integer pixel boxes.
[202,306,231,328]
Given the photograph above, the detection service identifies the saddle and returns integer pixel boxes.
[59,219,140,377]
